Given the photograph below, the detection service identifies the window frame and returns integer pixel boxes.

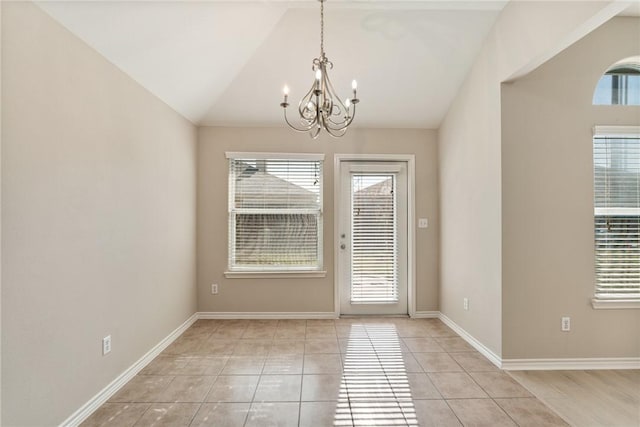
[224,152,326,278]
[592,126,640,309]
[592,56,640,106]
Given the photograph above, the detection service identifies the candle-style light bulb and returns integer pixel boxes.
[345,98,351,108]
[316,70,322,80]
[352,79,358,98]
[283,85,289,103]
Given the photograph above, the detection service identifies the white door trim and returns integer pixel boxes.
[333,154,416,318]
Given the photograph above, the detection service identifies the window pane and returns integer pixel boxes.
[232,160,321,210]
[350,174,398,303]
[233,213,319,267]
[593,132,640,300]
[594,137,640,209]
[595,215,640,299]
[228,157,323,271]
[592,57,640,105]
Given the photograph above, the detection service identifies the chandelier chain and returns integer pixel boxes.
[320,0,324,57]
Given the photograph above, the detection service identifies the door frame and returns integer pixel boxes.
[333,153,416,317]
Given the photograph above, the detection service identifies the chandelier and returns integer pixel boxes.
[280,0,359,139]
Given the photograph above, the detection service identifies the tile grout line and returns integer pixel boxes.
[433,329,523,427]
[129,403,151,427]
[423,326,465,427]
[189,320,220,427]
[299,319,308,427]
[377,326,413,426]
[505,371,573,427]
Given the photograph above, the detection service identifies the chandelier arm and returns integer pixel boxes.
[298,79,318,119]
[339,103,357,129]
[310,127,321,139]
[317,92,323,125]
[321,71,352,129]
[342,103,357,127]
[283,109,317,133]
[324,102,356,131]
[323,69,346,108]
[330,93,358,129]
[300,101,318,122]
[326,104,349,126]
[326,116,347,128]
[323,120,347,138]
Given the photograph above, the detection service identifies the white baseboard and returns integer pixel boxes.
[198,311,337,319]
[501,357,640,370]
[438,313,503,368]
[437,313,640,371]
[412,311,440,318]
[60,313,198,427]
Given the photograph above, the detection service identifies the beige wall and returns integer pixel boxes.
[197,127,438,314]
[0,1,3,420]
[1,3,197,425]
[501,17,640,359]
[438,0,621,358]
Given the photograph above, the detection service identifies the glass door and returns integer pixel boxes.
[338,161,408,315]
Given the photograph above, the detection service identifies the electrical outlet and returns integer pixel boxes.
[102,335,111,355]
[561,317,571,332]
[418,218,429,228]
[211,284,218,295]
[463,298,469,310]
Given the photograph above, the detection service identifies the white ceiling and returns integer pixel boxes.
[37,1,508,128]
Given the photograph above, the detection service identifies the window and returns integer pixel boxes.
[593,56,640,105]
[592,126,640,308]
[226,153,324,275]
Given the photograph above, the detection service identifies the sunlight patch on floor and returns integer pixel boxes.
[335,323,418,426]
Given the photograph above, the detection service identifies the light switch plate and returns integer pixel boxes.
[418,218,429,228]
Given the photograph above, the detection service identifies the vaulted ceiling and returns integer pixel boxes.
[37,1,506,128]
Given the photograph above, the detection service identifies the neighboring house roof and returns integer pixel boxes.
[355,178,393,197]
[235,164,318,209]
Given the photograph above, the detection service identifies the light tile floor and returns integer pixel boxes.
[81,318,568,427]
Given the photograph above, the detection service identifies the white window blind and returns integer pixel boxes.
[227,155,323,271]
[593,127,640,301]
[350,174,398,303]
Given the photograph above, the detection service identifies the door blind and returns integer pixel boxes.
[228,157,323,271]
[593,130,640,300]
[350,174,398,303]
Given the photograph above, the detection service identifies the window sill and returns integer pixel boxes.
[224,271,327,279]
[591,298,640,309]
